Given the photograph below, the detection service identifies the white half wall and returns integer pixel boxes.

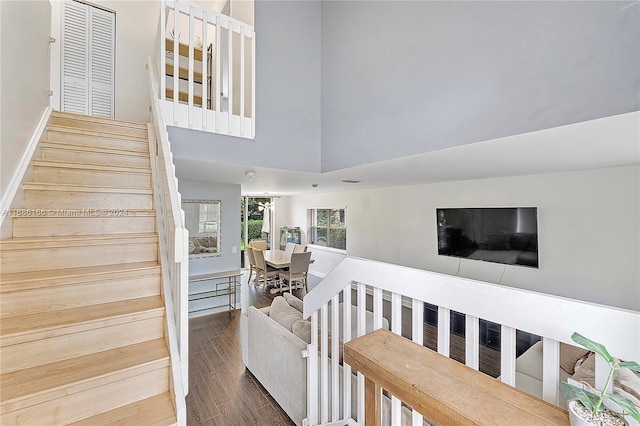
[276,165,640,311]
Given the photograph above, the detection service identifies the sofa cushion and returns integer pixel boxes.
[269,296,302,332]
[284,292,304,313]
[292,319,311,343]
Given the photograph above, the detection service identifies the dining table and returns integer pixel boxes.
[263,249,292,269]
[262,249,313,294]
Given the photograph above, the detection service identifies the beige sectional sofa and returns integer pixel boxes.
[242,293,408,425]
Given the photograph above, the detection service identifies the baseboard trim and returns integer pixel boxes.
[0,106,52,228]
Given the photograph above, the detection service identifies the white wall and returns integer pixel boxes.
[179,180,241,275]
[50,0,159,123]
[0,0,51,199]
[277,166,640,311]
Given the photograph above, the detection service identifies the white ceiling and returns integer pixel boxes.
[174,112,639,196]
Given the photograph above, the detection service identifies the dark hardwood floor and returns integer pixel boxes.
[186,272,502,424]
[186,274,299,425]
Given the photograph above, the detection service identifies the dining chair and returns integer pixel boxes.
[250,240,267,251]
[246,247,257,284]
[280,251,312,293]
[284,242,296,255]
[253,248,280,291]
[293,244,306,253]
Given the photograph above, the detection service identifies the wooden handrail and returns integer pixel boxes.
[344,329,569,426]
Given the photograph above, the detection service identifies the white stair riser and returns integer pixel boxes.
[0,366,169,425]
[0,275,160,319]
[12,215,155,237]
[45,130,148,152]
[34,166,151,188]
[0,241,157,274]
[0,316,164,374]
[41,147,150,168]
[50,116,148,139]
[24,189,153,210]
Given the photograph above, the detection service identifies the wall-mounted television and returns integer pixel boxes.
[436,207,538,268]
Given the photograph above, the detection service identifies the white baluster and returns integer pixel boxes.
[542,337,560,404]
[500,325,517,386]
[465,315,480,370]
[438,306,450,357]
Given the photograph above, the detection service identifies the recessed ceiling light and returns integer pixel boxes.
[341,180,361,184]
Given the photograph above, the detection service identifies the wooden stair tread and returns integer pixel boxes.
[0,296,164,342]
[68,393,176,426]
[41,141,150,158]
[23,182,153,193]
[0,233,157,250]
[166,88,205,105]
[33,159,151,174]
[1,339,169,403]
[46,124,148,143]
[51,111,148,130]
[9,208,156,219]
[0,261,160,290]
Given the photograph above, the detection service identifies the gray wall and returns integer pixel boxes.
[179,181,242,274]
[0,0,51,199]
[168,0,322,173]
[320,1,640,171]
[277,165,640,311]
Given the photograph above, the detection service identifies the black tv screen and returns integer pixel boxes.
[436,207,538,268]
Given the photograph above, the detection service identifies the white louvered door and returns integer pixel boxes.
[61,1,115,118]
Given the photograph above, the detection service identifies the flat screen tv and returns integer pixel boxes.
[436,207,538,268]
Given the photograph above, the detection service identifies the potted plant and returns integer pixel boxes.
[560,332,640,426]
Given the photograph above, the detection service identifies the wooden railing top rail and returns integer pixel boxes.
[344,329,569,426]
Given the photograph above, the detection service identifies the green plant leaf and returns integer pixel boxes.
[607,393,640,424]
[560,382,601,413]
[571,332,613,363]
[619,361,640,373]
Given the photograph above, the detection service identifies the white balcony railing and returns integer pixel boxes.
[157,0,255,139]
[303,256,640,425]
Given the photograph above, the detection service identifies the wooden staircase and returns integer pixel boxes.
[0,111,177,425]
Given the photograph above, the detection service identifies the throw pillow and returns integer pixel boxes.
[560,343,590,375]
[571,353,640,408]
[269,296,302,332]
[284,292,304,313]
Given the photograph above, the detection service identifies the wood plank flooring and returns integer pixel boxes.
[186,275,296,425]
[186,273,502,425]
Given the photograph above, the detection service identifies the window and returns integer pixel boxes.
[308,208,347,250]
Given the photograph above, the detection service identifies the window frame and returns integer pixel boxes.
[308,208,347,251]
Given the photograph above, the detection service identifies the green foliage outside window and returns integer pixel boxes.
[310,208,346,250]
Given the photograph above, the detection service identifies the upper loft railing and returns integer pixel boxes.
[156,0,255,139]
[302,256,640,426]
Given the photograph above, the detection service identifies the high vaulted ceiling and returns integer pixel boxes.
[172,1,640,196]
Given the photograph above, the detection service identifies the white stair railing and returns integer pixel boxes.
[303,257,640,426]
[147,57,189,425]
[158,0,255,139]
